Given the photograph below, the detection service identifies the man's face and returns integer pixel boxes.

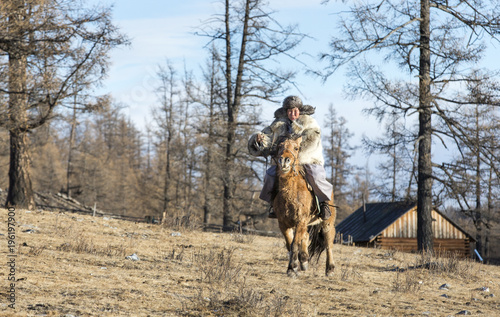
[287,107,300,121]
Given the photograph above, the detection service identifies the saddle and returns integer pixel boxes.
[271,169,321,217]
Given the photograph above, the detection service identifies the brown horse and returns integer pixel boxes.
[273,136,336,277]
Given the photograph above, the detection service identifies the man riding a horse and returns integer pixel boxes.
[248,95,333,220]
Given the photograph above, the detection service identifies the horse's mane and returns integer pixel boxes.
[288,133,302,141]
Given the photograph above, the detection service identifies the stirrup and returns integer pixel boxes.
[268,205,277,219]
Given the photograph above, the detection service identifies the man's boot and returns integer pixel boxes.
[319,202,331,220]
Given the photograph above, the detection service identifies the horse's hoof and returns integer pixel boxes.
[287,268,298,278]
[325,267,335,277]
[300,262,309,271]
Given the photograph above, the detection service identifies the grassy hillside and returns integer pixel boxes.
[1,208,499,316]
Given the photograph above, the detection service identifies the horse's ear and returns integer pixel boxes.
[296,136,302,144]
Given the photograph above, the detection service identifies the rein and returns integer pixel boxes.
[288,150,300,176]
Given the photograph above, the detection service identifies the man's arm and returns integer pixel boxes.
[248,126,273,157]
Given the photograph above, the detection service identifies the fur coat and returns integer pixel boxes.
[248,106,324,166]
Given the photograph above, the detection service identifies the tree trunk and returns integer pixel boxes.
[485,166,493,261]
[7,129,35,209]
[222,0,250,230]
[203,55,217,225]
[161,73,175,225]
[417,0,434,253]
[6,30,35,209]
[474,107,483,256]
[66,98,77,197]
[161,123,172,223]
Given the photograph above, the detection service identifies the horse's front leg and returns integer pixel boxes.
[278,223,294,252]
[287,240,299,277]
[279,225,299,277]
[297,222,309,271]
[288,222,308,276]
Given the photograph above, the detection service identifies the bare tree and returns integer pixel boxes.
[364,114,418,202]
[65,83,101,198]
[434,75,500,259]
[0,0,128,208]
[346,165,373,216]
[153,62,178,223]
[323,104,356,214]
[198,0,306,229]
[30,124,64,194]
[69,100,144,217]
[187,47,227,225]
[321,0,500,252]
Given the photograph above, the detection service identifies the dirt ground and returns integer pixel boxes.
[1,208,499,316]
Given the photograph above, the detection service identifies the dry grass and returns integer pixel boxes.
[56,233,128,258]
[1,208,499,316]
[197,247,244,285]
[230,231,257,244]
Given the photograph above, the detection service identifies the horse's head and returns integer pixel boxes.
[277,136,302,174]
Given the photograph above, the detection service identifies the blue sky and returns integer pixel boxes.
[96,0,373,159]
[93,0,500,170]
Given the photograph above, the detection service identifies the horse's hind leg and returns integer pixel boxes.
[321,218,336,276]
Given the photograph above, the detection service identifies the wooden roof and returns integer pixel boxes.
[336,201,474,243]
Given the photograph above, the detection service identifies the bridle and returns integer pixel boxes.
[276,140,301,176]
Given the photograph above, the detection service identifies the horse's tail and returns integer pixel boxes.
[308,223,326,262]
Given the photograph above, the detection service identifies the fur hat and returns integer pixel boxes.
[274,95,316,118]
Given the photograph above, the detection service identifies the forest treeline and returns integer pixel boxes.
[0,75,365,224]
[0,57,498,261]
[1,1,499,262]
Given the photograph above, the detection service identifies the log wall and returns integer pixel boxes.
[376,237,471,258]
[380,207,467,239]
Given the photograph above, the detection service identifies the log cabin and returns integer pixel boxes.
[336,201,474,257]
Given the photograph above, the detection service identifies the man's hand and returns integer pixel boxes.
[254,133,264,149]
[256,133,264,144]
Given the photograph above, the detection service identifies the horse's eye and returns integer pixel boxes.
[295,147,299,151]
